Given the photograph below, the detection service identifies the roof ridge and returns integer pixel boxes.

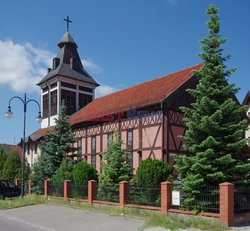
[94,63,202,102]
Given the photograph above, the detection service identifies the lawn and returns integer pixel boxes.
[0,195,46,209]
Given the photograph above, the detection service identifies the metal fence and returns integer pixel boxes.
[126,186,161,207]
[171,183,220,213]
[96,183,119,203]
[235,185,250,214]
[69,183,88,199]
[31,181,44,195]
[49,182,64,197]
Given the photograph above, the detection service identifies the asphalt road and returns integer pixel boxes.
[0,204,144,231]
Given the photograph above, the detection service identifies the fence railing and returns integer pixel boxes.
[126,186,161,207]
[24,179,243,227]
[49,182,64,197]
[234,185,250,214]
[96,183,119,203]
[170,184,220,213]
[69,183,88,199]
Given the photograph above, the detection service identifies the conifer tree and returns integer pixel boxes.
[98,131,132,201]
[40,103,76,178]
[174,4,250,209]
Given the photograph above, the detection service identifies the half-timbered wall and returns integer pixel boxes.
[73,111,164,173]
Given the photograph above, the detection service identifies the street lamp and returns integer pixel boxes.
[5,93,42,198]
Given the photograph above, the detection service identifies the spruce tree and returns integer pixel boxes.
[98,131,132,201]
[40,103,76,178]
[174,4,250,209]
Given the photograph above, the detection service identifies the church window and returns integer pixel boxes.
[79,93,92,109]
[127,130,133,169]
[91,136,96,167]
[61,81,76,89]
[79,86,93,93]
[43,94,49,118]
[77,139,82,160]
[50,82,57,89]
[51,90,57,116]
[61,90,76,115]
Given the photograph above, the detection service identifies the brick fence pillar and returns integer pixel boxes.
[15,179,20,187]
[88,180,97,204]
[161,181,172,213]
[220,182,234,227]
[64,180,71,201]
[119,181,128,207]
[28,180,31,195]
[44,180,51,197]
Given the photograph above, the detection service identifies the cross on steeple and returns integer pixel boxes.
[64,16,72,32]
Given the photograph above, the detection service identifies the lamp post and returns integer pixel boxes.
[5,93,42,197]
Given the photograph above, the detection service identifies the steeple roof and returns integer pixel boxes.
[37,31,99,86]
[58,31,77,48]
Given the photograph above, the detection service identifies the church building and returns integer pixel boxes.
[25,21,250,172]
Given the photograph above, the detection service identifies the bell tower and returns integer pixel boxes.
[37,17,99,128]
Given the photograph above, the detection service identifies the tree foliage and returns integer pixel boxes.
[97,131,132,201]
[0,147,7,178]
[173,4,249,210]
[52,157,74,184]
[72,161,98,185]
[40,103,76,178]
[136,158,172,188]
[2,150,21,182]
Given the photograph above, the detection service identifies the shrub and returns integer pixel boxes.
[52,157,73,184]
[2,150,22,182]
[30,155,45,194]
[129,158,172,206]
[72,161,98,184]
[136,158,172,188]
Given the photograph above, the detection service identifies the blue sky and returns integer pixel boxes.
[0,0,249,144]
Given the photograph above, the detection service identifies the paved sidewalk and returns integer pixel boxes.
[0,204,144,231]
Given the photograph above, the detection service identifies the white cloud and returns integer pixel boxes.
[81,58,102,74]
[95,84,118,98]
[0,38,114,97]
[0,39,54,92]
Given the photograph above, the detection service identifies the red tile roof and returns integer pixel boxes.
[70,64,203,125]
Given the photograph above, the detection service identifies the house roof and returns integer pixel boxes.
[19,126,55,144]
[37,31,99,86]
[242,91,250,105]
[70,63,203,125]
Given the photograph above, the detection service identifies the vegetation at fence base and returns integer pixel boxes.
[0,195,46,209]
[173,3,250,212]
[38,103,76,179]
[97,131,132,201]
[48,198,227,231]
[52,157,73,184]
[1,148,30,182]
[0,147,7,178]
[73,162,98,184]
[127,158,172,207]
[30,155,45,194]
[71,162,97,198]
[31,104,77,193]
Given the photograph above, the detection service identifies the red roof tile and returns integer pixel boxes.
[70,64,203,125]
